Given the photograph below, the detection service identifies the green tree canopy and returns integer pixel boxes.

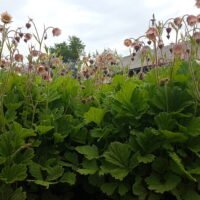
[50,36,85,63]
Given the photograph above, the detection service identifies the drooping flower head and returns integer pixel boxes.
[174,17,182,28]
[187,15,197,26]
[196,0,200,8]
[146,27,158,41]
[1,11,12,24]
[124,39,132,47]
[173,43,184,57]
[52,28,61,36]
[24,33,32,41]
[14,54,23,62]
[193,32,200,43]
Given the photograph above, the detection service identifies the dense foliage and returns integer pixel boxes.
[0,60,200,200]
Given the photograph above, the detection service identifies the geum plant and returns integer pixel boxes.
[0,1,200,200]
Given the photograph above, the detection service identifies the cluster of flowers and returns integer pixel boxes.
[78,50,119,83]
[124,0,200,70]
[0,11,62,81]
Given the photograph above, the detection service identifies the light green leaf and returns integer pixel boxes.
[77,160,98,175]
[75,145,99,160]
[47,165,64,181]
[60,172,76,185]
[160,130,188,143]
[137,154,155,164]
[145,173,181,193]
[169,152,196,182]
[101,182,118,196]
[29,163,43,180]
[189,167,200,175]
[33,180,51,188]
[0,164,27,184]
[155,112,176,130]
[84,107,105,125]
[103,142,131,168]
[12,122,36,139]
[11,188,26,200]
[14,148,34,164]
[100,162,129,181]
[37,125,54,135]
[187,117,200,136]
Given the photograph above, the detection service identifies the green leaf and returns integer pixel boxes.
[103,142,131,168]
[102,142,138,180]
[0,186,26,200]
[14,148,34,164]
[12,122,36,139]
[100,161,130,181]
[29,162,43,180]
[189,167,200,175]
[0,132,24,158]
[77,160,98,175]
[132,177,147,197]
[84,107,105,125]
[100,182,118,196]
[60,172,76,185]
[182,188,200,200]
[0,164,27,184]
[11,188,26,200]
[47,165,64,181]
[118,183,129,196]
[155,112,176,130]
[187,117,200,136]
[169,152,196,182]
[137,154,155,164]
[145,173,181,193]
[75,145,99,160]
[33,180,51,188]
[160,130,188,143]
[37,125,54,135]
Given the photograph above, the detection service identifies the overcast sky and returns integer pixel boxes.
[0,0,199,56]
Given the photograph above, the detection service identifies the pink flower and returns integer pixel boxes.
[52,28,61,36]
[173,43,184,57]
[14,54,23,62]
[187,15,197,26]
[174,17,182,28]
[24,33,32,40]
[146,27,158,41]
[124,39,132,47]
[193,32,200,43]
[197,14,200,23]
[1,11,12,24]
[196,0,200,8]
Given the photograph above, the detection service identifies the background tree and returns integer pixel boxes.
[50,36,85,63]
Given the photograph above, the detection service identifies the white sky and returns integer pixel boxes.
[0,0,199,56]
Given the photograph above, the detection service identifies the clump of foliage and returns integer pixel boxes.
[0,1,200,199]
[0,59,200,200]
